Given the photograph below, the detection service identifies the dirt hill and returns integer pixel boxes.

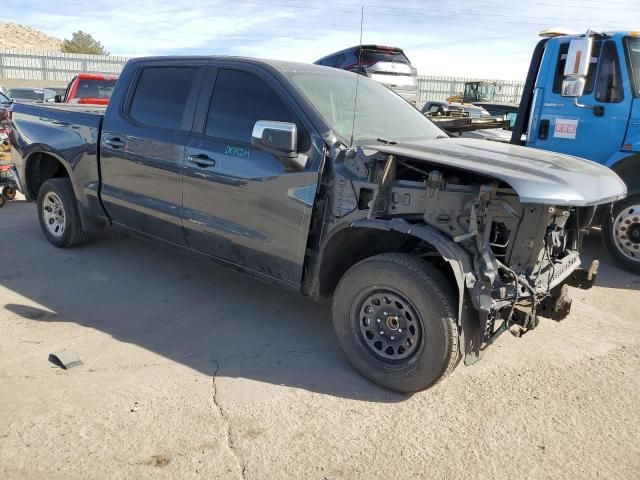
[0,22,62,52]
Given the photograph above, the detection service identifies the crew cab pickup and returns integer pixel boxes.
[10,57,626,392]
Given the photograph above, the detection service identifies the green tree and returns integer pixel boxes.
[61,31,109,55]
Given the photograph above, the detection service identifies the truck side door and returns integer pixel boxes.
[527,38,632,163]
[181,66,321,286]
[100,62,204,244]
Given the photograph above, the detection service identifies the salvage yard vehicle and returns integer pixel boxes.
[10,57,626,392]
[512,30,640,273]
[315,45,419,104]
[56,73,118,105]
[5,87,56,103]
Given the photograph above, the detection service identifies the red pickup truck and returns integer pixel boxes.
[59,73,118,105]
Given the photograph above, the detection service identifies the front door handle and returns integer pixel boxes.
[187,154,216,168]
[104,136,126,149]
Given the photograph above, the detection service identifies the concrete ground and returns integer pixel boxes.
[1,197,639,480]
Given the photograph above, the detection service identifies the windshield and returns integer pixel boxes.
[7,88,43,101]
[283,69,443,145]
[464,82,496,102]
[75,78,117,99]
[627,37,640,96]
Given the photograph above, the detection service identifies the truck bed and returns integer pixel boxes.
[10,101,106,222]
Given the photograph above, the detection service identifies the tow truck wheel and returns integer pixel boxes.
[603,194,640,275]
[332,253,459,393]
[2,186,16,200]
[37,178,89,248]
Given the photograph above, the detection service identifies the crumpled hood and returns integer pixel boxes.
[363,137,627,206]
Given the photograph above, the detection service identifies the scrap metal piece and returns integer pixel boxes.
[48,350,83,370]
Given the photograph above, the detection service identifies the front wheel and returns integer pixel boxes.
[602,194,640,275]
[37,178,89,248]
[332,253,459,393]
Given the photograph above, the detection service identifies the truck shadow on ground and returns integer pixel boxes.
[580,231,640,291]
[1,206,406,402]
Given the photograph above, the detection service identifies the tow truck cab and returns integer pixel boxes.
[512,30,640,273]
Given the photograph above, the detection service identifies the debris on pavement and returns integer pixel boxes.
[48,350,83,369]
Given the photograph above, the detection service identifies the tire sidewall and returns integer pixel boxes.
[602,194,640,274]
[37,179,78,248]
[332,255,456,392]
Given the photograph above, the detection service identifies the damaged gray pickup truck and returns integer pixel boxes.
[10,57,627,392]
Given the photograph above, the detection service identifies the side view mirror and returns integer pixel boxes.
[54,95,63,103]
[561,36,593,98]
[251,120,297,158]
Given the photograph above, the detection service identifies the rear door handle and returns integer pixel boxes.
[104,136,126,149]
[187,154,216,168]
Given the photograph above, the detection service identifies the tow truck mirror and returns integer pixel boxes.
[54,94,63,103]
[251,120,297,158]
[561,37,593,97]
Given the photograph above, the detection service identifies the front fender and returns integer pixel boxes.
[351,218,480,363]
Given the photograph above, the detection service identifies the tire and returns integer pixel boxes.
[332,253,460,393]
[37,178,89,248]
[0,194,5,208]
[602,194,640,275]
[2,186,16,200]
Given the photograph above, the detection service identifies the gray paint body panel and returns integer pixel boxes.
[367,138,627,206]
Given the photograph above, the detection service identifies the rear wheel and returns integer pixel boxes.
[332,253,459,393]
[602,194,640,275]
[37,178,89,248]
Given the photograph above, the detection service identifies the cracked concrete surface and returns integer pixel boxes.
[1,199,640,479]
[211,360,246,479]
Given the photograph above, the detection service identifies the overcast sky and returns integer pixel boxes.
[5,0,640,79]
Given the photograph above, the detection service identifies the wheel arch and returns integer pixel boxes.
[306,219,473,317]
[609,153,640,196]
[24,150,72,200]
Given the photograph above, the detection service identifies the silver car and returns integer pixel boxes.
[315,45,419,104]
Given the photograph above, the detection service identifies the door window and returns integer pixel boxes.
[205,69,304,146]
[552,41,600,94]
[595,41,623,103]
[129,66,199,130]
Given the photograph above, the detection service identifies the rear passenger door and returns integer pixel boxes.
[100,62,204,244]
[182,66,320,285]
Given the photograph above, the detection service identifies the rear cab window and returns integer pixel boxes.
[595,41,623,103]
[128,66,200,130]
[75,78,117,100]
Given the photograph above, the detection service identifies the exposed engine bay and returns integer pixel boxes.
[314,138,604,364]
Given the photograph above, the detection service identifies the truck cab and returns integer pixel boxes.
[57,73,119,105]
[513,31,640,273]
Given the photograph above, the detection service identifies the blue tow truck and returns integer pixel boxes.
[512,30,640,273]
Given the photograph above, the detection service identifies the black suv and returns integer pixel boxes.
[315,45,419,104]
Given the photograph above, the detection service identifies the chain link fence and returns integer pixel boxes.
[0,50,129,84]
[418,75,524,103]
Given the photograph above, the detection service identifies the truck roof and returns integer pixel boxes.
[543,30,639,40]
[126,56,352,77]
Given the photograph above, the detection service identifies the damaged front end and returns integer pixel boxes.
[317,136,626,365]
